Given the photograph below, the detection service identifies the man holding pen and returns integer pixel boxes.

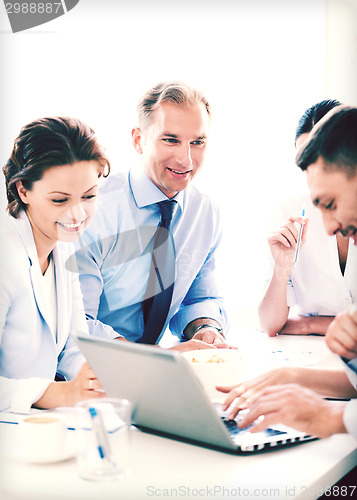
[220,105,357,439]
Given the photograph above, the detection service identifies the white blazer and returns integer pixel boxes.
[0,211,86,412]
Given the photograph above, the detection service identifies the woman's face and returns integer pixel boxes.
[17,161,99,247]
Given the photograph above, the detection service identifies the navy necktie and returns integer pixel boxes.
[139,200,177,344]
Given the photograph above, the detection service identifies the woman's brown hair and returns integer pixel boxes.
[3,116,110,218]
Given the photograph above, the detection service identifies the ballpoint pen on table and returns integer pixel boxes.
[294,206,306,264]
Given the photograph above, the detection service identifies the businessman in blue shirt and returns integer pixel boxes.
[72,81,229,351]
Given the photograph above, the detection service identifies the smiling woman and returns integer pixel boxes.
[0,117,111,412]
[17,161,100,271]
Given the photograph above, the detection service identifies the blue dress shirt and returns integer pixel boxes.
[71,166,227,343]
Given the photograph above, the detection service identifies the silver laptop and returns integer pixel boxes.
[75,334,316,453]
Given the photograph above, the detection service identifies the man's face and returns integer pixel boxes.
[306,156,357,245]
[132,102,210,199]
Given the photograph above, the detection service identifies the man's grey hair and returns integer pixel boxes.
[137,81,211,129]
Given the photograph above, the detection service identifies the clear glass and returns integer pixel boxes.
[75,397,132,481]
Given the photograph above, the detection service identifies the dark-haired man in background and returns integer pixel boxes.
[229,105,357,439]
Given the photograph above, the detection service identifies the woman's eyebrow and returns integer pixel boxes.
[48,184,97,196]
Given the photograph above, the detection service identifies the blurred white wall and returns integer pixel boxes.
[0,0,355,323]
[325,0,357,105]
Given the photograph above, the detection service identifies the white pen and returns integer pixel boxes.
[89,406,112,461]
[294,206,306,264]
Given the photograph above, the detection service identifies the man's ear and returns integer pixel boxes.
[132,127,143,154]
[16,181,29,204]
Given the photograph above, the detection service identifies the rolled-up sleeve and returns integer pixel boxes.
[0,376,52,413]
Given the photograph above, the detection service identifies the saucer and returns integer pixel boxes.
[12,445,76,464]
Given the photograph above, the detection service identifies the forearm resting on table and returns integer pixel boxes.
[293,366,357,399]
[307,315,335,333]
[34,381,71,409]
[33,362,104,409]
[258,267,290,336]
[279,315,335,335]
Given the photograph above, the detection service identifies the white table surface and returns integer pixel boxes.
[1,329,356,500]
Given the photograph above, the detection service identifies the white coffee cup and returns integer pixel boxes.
[20,416,67,458]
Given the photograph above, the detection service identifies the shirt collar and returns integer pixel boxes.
[129,165,184,212]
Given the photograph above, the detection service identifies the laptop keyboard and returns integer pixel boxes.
[213,404,308,451]
[222,418,287,438]
[222,418,251,435]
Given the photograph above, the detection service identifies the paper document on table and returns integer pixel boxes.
[266,336,334,366]
[0,405,124,432]
[227,328,338,372]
